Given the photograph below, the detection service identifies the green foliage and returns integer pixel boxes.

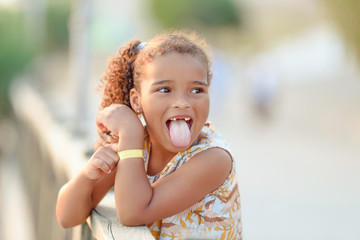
[0,9,33,118]
[0,2,70,119]
[150,0,241,30]
[45,3,70,51]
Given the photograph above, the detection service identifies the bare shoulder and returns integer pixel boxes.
[140,147,233,223]
[188,147,232,183]
[193,147,232,163]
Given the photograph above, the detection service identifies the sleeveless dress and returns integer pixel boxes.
[143,122,242,240]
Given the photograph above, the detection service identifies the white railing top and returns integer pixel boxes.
[10,81,154,240]
[88,191,155,240]
[10,81,86,179]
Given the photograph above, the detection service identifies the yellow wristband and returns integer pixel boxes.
[117,149,143,160]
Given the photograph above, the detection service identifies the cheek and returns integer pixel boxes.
[141,95,159,111]
[193,97,210,120]
[140,97,164,123]
[201,97,210,112]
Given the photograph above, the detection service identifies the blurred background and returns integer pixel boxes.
[0,0,359,239]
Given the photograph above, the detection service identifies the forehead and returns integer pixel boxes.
[143,52,207,82]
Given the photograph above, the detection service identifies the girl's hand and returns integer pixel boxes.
[96,104,144,146]
[85,144,119,180]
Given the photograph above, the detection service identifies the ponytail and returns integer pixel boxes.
[96,40,142,148]
[99,40,142,110]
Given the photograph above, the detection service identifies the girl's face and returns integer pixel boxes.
[133,52,210,153]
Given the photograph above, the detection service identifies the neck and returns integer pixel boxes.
[147,140,177,176]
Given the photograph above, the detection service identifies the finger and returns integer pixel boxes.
[94,157,112,174]
[96,116,108,131]
[103,144,119,157]
[97,123,108,131]
[110,143,119,152]
[105,149,119,162]
[102,150,119,169]
[96,112,107,130]
[99,145,119,168]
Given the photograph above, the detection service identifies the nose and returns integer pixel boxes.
[172,92,191,109]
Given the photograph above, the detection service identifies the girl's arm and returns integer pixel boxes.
[115,147,231,226]
[96,104,232,226]
[56,144,118,228]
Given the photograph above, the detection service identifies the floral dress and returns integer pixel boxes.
[144,122,242,240]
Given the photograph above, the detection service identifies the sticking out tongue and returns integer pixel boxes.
[169,120,191,148]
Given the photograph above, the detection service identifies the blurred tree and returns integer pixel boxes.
[0,8,33,119]
[45,1,70,51]
[0,1,70,119]
[325,0,360,61]
[150,0,241,30]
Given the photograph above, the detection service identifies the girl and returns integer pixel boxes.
[56,31,242,239]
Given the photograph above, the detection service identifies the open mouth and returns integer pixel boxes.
[166,117,193,131]
[165,116,193,148]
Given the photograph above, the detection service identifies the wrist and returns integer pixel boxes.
[117,130,144,152]
[117,126,144,139]
[117,140,144,153]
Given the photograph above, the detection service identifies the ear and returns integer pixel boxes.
[130,88,142,112]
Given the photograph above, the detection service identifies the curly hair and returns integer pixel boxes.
[96,31,212,148]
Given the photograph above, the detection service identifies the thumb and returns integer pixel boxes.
[110,143,118,152]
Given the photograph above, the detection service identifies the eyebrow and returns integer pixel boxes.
[152,80,209,86]
[152,80,172,85]
[193,80,209,87]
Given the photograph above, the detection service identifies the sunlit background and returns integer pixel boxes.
[0,0,359,239]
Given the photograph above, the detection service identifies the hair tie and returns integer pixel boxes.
[137,42,147,52]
